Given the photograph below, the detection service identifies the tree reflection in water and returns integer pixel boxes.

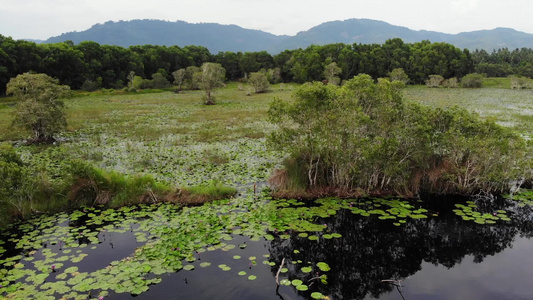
[267,199,533,300]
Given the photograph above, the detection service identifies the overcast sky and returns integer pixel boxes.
[1,0,531,40]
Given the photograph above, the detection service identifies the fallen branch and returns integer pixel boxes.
[382,278,407,300]
[275,258,286,286]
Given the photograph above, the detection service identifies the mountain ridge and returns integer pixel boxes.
[42,19,533,53]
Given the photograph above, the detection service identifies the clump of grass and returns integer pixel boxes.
[163,180,236,206]
[186,180,236,198]
[482,77,510,89]
[68,160,172,207]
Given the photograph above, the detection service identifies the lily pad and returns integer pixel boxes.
[291,279,303,286]
[183,265,195,271]
[317,262,331,272]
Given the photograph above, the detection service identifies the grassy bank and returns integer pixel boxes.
[0,149,237,226]
[1,82,532,225]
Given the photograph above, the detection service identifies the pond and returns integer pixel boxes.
[1,194,532,300]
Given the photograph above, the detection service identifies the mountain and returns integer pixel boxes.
[272,19,533,53]
[44,19,289,53]
[43,19,533,53]
[450,27,533,50]
[271,19,450,52]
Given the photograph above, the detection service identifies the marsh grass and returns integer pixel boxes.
[185,180,237,200]
[0,82,531,224]
[482,77,511,89]
[404,86,533,138]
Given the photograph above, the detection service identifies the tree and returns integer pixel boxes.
[185,66,201,89]
[509,75,531,89]
[6,73,71,143]
[267,68,282,84]
[323,61,342,85]
[127,71,136,90]
[461,73,484,88]
[388,68,409,84]
[248,71,270,93]
[198,63,226,105]
[443,77,459,88]
[172,69,186,90]
[426,75,444,88]
[151,73,170,88]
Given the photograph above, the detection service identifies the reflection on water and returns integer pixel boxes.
[267,198,533,300]
[1,197,532,300]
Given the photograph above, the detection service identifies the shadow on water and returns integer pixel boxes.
[1,196,532,299]
[265,197,533,300]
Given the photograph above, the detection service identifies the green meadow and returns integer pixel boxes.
[1,81,531,192]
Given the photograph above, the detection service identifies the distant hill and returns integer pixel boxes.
[273,19,533,52]
[22,39,44,44]
[43,19,533,53]
[44,19,289,53]
[271,19,449,52]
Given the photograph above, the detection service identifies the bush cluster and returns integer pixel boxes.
[268,74,530,197]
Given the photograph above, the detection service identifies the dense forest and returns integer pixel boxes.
[1,34,533,95]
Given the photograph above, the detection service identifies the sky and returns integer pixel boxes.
[1,0,532,40]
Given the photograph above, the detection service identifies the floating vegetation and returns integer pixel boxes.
[0,193,526,299]
[317,262,330,272]
[505,189,533,207]
[453,201,511,223]
[311,292,326,299]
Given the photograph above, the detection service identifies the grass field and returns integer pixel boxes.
[0,82,531,190]
[404,86,533,138]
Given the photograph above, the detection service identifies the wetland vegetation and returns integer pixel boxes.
[1,78,532,299]
[0,37,532,299]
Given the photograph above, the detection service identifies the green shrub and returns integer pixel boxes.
[0,143,22,165]
[268,74,530,196]
[389,68,409,84]
[509,75,531,89]
[248,72,270,93]
[0,145,68,223]
[461,73,484,88]
[426,75,444,87]
[443,77,459,88]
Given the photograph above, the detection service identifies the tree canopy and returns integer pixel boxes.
[7,73,71,143]
[198,63,225,105]
[0,35,482,94]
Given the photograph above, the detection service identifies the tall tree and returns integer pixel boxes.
[6,73,71,143]
[198,63,226,105]
[323,61,342,85]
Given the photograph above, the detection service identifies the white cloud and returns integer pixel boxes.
[0,0,531,40]
[451,0,481,13]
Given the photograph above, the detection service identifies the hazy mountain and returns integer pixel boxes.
[44,19,289,53]
[272,19,533,52]
[43,19,533,53]
[450,27,533,50]
[22,39,44,44]
[271,19,449,52]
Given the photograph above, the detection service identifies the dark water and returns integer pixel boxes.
[110,199,533,300]
[2,197,532,300]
